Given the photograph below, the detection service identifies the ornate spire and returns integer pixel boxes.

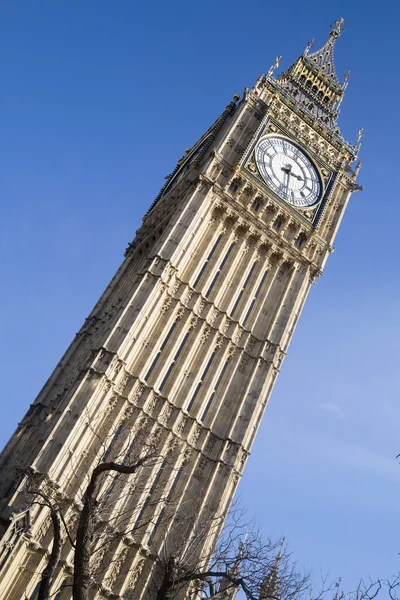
[259,537,285,600]
[217,535,248,600]
[306,18,345,84]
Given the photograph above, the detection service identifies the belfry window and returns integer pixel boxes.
[193,234,223,288]
[231,261,257,317]
[294,234,306,249]
[205,242,235,296]
[187,351,217,411]
[251,199,262,212]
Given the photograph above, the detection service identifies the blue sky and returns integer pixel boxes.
[1,0,399,592]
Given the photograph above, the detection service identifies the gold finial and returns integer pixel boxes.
[267,56,282,78]
[304,38,315,55]
[329,17,345,39]
[356,127,365,145]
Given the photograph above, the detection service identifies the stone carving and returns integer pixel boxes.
[116,372,131,395]
[161,297,172,314]
[197,298,206,315]
[247,336,258,354]
[189,425,202,445]
[174,307,185,322]
[105,395,119,416]
[238,354,249,374]
[126,556,146,589]
[112,360,124,376]
[183,446,193,463]
[232,327,243,345]
[227,344,236,360]
[131,384,144,404]
[176,415,188,435]
[189,316,198,331]
[199,325,211,344]
[146,394,158,415]
[160,405,173,425]
[123,405,135,420]
[102,379,113,394]
[205,436,216,455]
[167,436,179,452]
[182,288,193,307]
[104,546,128,589]
[215,334,224,350]
[169,278,180,295]
[208,308,219,326]
[164,263,176,281]
[221,318,230,335]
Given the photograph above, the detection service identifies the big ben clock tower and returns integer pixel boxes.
[0,20,361,600]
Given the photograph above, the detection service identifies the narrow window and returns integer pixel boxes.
[205,243,235,296]
[201,361,229,421]
[131,459,168,533]
[251,199,261,212]
[144,323,177,381]
[159,331,191,391]
[29,583,41,600]
[54,579,68,600]
[229,181,238,194]
[100,434,136,507]
[186,352,216,411]
[231,261,257,317]
[148,468,183,544]
[102,425,123,463]
[193,234,223,288]
[242,270,269,327]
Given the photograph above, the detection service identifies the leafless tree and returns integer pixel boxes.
[143,506,310,600]
[21,416,163,600]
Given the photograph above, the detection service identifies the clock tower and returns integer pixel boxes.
[0,20,361,600]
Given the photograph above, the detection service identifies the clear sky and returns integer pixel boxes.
[1,0,399,593]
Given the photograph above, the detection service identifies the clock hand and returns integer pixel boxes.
[291,173,303,181]
[285,170,291,198]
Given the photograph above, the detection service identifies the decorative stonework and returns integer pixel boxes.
[0,23,359,600]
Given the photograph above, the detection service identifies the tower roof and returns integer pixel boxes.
[305,18,345,85]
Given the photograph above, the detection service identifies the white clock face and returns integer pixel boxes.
[255,136,321,208]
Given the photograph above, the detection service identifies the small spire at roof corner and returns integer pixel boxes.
[303,38,315,56]
[267,55,283,78]
[329,17,345,40]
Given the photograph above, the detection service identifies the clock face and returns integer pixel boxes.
[255,136,322,208]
